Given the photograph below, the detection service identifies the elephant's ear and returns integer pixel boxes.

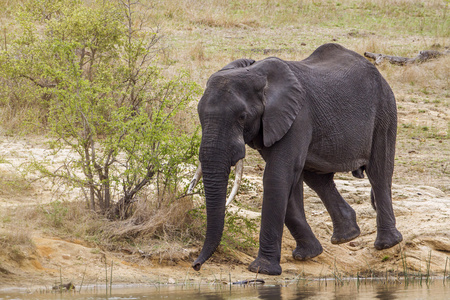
[258,58,305,147]
[220,58,255,71]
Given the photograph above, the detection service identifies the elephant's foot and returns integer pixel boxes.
[331,222,360,244]
[330,206,360,244]
[248,256,282,275]
[374,227,403,250]
[292,239,323,261]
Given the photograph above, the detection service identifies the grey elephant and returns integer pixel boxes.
[191,43,402,275]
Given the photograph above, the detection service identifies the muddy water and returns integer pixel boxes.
[1,280,449,299]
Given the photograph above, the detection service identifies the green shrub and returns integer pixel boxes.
[0,0,201,216]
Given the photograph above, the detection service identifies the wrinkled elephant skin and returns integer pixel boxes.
[193,43,402,275]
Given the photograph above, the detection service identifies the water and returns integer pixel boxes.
[1,280,449,300]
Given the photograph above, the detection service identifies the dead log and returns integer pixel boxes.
[52,282,75,291]
[364,49,449,66]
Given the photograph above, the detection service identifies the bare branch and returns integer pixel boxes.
[19,74,57,88]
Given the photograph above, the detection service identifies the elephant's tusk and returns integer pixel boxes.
[188,160,244,206]
[226,159,244,206]
[188,164,202,194]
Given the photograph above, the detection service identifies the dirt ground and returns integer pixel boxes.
[0,132,449,291]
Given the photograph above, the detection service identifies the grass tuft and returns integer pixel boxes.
[0,228,35,266]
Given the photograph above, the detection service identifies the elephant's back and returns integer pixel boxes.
[290,43,395,117]
[295,43,383,86]
[290,44,396,173]
[300,43,370,68]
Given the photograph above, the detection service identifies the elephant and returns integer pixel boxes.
[191,43,403,275]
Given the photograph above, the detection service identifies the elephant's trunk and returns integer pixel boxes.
[192,157,230,271]
[188,159,244,206]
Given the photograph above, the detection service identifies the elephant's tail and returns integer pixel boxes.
[370,189,377,211]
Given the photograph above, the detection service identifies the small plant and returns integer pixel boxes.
[188,203,258,256]
[381,255,390,262]
[221,209,258,252]
[42,200,69,228]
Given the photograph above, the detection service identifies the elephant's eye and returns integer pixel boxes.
[238,113,247,122]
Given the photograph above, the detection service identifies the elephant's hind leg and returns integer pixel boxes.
[366,126,402,250]
[304,171,360,244]
[284,176,323,261]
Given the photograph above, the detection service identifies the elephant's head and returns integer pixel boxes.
[192,57,305,271]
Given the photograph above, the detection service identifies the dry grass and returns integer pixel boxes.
[155,0,449,36]
[103,194,197,242]
[0,227,34,268]
[189,41,207,62]
[0,229,34,252]
[155,0,448,92]
[395,56,450,95]
[21,191,204,258]
[93,193,205,263]
[0,170,33,196]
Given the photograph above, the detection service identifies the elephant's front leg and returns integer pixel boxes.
[248,162,291,275]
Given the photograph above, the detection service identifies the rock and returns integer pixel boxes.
[348,241,359,248]
[422,237,450,252]
[52,282,75,290]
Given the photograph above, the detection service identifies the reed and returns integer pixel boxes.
[59,266,63,293]
[332,258,344,286]
[444,257,449,285]
[211,272,217,285]
[356,272,360,289]
[184,271,190,287]
[105,259,108,294]
[401,251,409,286]
[110,260,114,295]
[79,265,87,293]
[425,250,432,287]
[292,270,306,287]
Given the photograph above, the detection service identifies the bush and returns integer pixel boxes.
[0,0,201,217]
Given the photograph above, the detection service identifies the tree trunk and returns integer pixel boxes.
[104,168,110,209]
[83,143,96,210]
[109,167,155,219]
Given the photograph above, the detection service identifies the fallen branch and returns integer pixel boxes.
[364,49,449,66]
